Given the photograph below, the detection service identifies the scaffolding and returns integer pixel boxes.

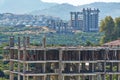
[3,36,120,80]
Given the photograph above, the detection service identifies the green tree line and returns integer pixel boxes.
[100,16,120,44]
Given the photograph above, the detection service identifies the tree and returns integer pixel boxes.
[100,35,106,44]
[100,20,105,32]
[114,17,120,39]
[85,40,93,46]
[100,16,115,43]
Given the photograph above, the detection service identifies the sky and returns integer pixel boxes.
[0,0,4,5]
[0,0,120,6]
[41,0,120,6]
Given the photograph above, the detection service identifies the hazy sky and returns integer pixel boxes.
[41,0,120,6]
[0,0,120,6]
[0,0,4,5]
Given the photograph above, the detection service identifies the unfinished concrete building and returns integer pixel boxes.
[3,36,120,80]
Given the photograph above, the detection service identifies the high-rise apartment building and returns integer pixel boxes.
[70,8,100,32]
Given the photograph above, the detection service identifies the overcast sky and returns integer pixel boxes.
[41,0,120,6]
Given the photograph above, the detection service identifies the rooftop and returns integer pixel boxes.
[104,39,120,47]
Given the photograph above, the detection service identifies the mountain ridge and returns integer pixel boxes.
[0,0,120,20]
[30,2,120,20]
[0,0,58,13]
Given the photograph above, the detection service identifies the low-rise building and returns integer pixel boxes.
[4,36,120,80]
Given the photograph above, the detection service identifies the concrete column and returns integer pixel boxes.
[118,74,120,80]
[44,50,46,60]
[82,75,85,80]
[43,50,46,75]
[62,76,64,80]
[22,39,27,80]
[119,63,120,71]
[78,76,80,80]
[18,37,21,49]
[79,51,81,73]
[23,36,26,60]
[23,50,26,61]
[118,63,120,80]
[79,50,81,61]
[59,49,62,80]
[10,61,13,71]
[104,61,106,72]
[17,66,20,80]
[23,63,28,76]
[33,76,36,80]
[23,63,26,73]
[26,37,30,48]
[27,76,29,80]
[26,63,29,71]
[18,74,20,80]
[10,73,14,80]
[97,75,101,80]
[78,63,80,73]
[109,63,113,80]
[91,76,95,80]
[92,51,95,80]
[117,52,120,80]
[9,36,14,47]
[23,36,26,48]
[18,50,20,61]
[80,76,81,80]
[23,42,26,73]
[18,43,21,80]
[89,76,92,80]
[42,36,46,48]
[43,63,46,73]
[104,49,107,79]
[23,76,26,80]
[44,76,46,80]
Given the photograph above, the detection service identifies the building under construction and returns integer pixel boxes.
[3,36,120,80]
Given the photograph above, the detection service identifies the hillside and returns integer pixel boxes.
[31,2,120,20]
[0,0,120,20]
[0,0,57,13]
[30,3,78,20]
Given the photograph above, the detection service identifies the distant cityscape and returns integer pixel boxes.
[0,8,100,33]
